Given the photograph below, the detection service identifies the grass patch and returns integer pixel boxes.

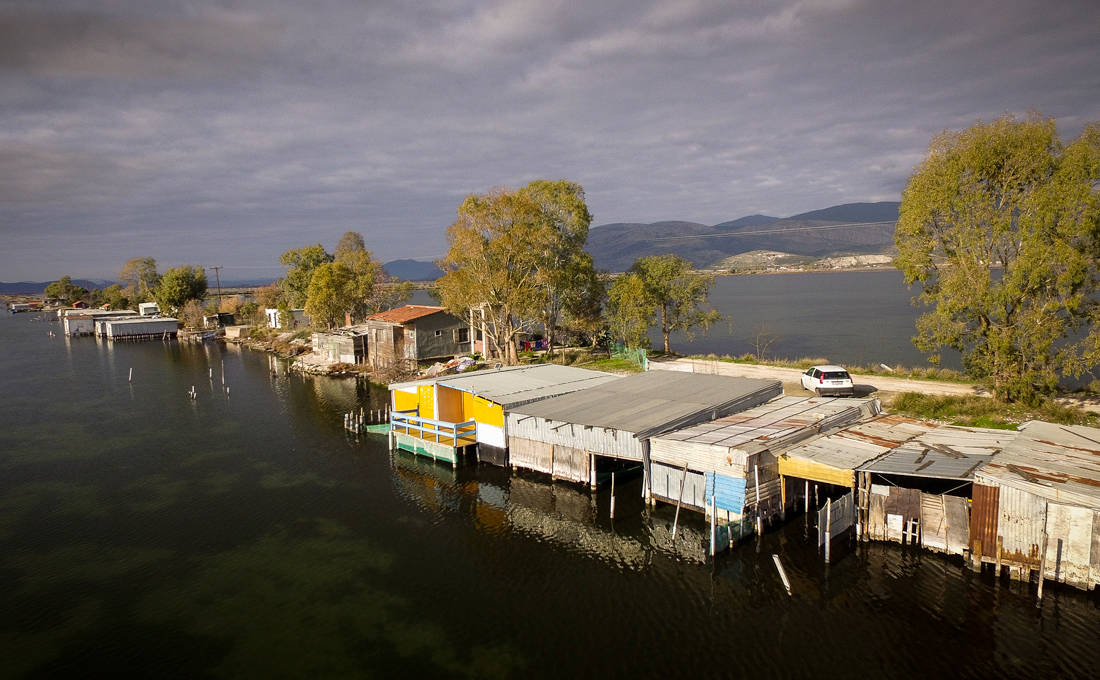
[576,357,645,374]
[889,392,1097,428]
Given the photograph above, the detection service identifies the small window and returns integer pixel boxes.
[435,329,442,337]
[455,327,470,343]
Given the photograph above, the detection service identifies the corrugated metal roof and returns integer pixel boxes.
[508,371,781,437]
[858,422,1016,480]
[975,420,1100,508]
[657,395,874,452]
[367,305,447,323]
[391,364,618,408]
[785,414,936,472]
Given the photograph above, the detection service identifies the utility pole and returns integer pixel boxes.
[209,265,223,306]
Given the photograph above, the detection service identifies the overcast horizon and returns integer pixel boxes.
[2,0,1098,281]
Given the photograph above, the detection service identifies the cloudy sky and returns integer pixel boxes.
[2,0,1098,281]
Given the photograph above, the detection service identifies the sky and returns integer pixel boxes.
[2,0,1098,282]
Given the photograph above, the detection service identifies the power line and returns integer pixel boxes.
[650,220,897,242]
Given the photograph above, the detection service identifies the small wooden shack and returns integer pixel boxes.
[970,421,1100,591]
[365,305,469,371]
[505,372,782,488]
[62,309,139,336]
[312,324,369,364]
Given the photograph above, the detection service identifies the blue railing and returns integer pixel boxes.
[390,411,477,447]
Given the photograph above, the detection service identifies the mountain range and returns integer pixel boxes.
[1,201,902,293]
[585,201,900,272]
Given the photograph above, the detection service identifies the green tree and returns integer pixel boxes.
[437,188,545,364]
[101,284,128,310]
[611,254,720,353]
[437,180,598,364]
[332,230,411,320]
[279,244,332,308]
[305,261,357,329]
[44,275,89,302]
[118,257,160,301]
[895,114,1100,402]
[155,265,207,316]
[520,179,599,353]
[606,273,651,348]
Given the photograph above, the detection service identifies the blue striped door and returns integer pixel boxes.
[704,472,746,513]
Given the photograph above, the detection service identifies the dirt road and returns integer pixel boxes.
[648,357,984,397]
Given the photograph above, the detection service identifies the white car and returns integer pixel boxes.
[801,365,854,396]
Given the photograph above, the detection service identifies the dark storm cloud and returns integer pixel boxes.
[1,0,1098,280]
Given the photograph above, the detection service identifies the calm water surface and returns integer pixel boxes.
[1,310,1096,678]
[653,269,966,368]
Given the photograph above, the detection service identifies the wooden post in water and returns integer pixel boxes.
[221,360,225,385]
[709,495,717,557]
[772,554,792,596]
[824,499,832,564]
[128,367,133,382]
[1036,531,1049,604]
[671,462,688,540]
[804,480,809,514]
[995,536,1003,576]
[609,472,616,519]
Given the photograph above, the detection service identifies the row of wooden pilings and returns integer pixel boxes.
[344,407,390,434]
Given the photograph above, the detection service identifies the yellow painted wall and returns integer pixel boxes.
[417,384,435,419]
[436,385,465,423]
[462,391,475,420]
[392,388,419,412]
[473,396,503,427]
[778,457,853,487]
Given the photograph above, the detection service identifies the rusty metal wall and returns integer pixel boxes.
[997,484,1045,568]
[970,483,999,558]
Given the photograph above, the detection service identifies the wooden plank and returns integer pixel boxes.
[943,495,970,556]
[920,493,948,553]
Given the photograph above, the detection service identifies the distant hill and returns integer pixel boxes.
[383,259,443,281]
[0,279,111,295]
[586,201,899,272]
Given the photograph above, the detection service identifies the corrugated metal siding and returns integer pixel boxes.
[507,415,644,460]
[818,492,855,546]
[650,462,707,509]
[704,473,746,513]
[650,437,748,475]
[970,484,999,558]
[1043,503,1095,589]
[997,484,1046,568]
[552,445,590,484]
[509,436,553,475]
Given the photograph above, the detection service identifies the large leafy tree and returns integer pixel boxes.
[305,261,357,329]
[521,180,600,352]
[606,273,650,348]
[155,265,207,316]
[118,257,160,301]
[279,244,332,308]
[437,188,545,365]
[895,114,1100,402]
[608,254,720,353]
[44,275,89,302]
[333,230,411,320]
[436,180,597,364]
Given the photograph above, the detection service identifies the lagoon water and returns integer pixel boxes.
[1,295,1097,677]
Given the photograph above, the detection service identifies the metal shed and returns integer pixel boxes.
[102,317,179,340]
[856,423,1015,552]
[388,364,617,466]
[506,372,781,488]
[648,396,878,523]
[970,421,1100,590]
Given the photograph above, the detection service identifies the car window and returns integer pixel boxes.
[824,371,850,380]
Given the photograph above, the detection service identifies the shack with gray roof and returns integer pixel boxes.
[505,371,781,488]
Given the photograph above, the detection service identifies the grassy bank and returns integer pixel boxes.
[887,392,1098,429]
